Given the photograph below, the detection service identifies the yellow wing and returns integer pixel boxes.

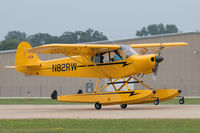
[28,42,188,56]
[130,42,188,48]
[28,44,120,56]
[129,42,188,54]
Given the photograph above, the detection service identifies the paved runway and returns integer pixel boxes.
[0,105,200,119]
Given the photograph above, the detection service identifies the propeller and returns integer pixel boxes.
[152,53,164,80]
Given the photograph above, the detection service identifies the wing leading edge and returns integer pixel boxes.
[28,42,188,56]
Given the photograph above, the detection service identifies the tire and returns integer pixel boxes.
[95,102,102,110]
[120,104,127,109]
[154,98,159,105]
[179,98,184,104]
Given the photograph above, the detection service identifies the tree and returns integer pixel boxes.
[0,31,27,51]
[5,31,27,41]
[0,39,20,50]
[136,27,148,37]
[91,30,108,41]
[166,24,178,33]
[0,28,108,51]
[59,28,108,43]
[157,23,166,34]
[59,32,79,43]
[27,33,59,47]
[146,24,159,35]
[136,23,179,37]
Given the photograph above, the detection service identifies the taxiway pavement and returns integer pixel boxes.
[0,105,199,119]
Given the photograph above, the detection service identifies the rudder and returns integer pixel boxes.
[15,42,41,74]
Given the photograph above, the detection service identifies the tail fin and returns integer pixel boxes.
[15,42,41,74]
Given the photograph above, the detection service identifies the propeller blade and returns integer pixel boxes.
[152,74,157,80]
[152,55,164,80]
[158,51,161,56]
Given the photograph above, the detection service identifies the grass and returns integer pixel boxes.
[0,98,84,105]
[0,119,199,133]
[161,98,200,104]
[0,98,199,105]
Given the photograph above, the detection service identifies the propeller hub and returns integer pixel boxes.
[155,55,164,63]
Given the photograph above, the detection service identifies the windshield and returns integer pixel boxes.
[120,45,138,58]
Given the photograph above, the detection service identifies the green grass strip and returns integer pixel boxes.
[0,98,87,105]
[0,119,199,133]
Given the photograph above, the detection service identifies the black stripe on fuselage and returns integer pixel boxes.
[77,64,95,67]
[77,61,130,67]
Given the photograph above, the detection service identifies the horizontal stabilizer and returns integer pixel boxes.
[5,64,41,69]
[4,66,15,69]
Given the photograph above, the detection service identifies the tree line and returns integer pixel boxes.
[136,23,179,37]
[0,28,108,51]
[0,24,180,51]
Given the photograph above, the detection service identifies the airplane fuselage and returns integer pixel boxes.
[19,54,156,78]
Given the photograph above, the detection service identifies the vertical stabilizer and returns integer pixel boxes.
[15,41,41,74]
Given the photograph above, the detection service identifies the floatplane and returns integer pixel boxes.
[12,41,187,109]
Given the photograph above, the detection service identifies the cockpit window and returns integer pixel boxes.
[91,53,104,63]
[91,50,123,63]
[120,45,138,58]
[111,50,123,61]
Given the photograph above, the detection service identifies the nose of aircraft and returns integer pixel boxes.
[155,55,164,63]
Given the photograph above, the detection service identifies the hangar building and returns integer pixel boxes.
[0,32,200,97]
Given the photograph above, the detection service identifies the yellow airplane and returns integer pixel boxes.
[13,41,188,109]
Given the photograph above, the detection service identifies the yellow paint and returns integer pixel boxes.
[13,41,188,106]
[58,90,154,105]
[131,89,180,104]
[57,89,180,106]
[14,41,188,79]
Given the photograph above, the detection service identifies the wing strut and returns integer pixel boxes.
[81,55,112,78]
[133,77,153,90]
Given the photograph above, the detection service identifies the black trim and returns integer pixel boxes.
[77,61,131,68]
[77,91,139,97]
[107,81,140,85]
[77,64,94,67]
[77,89,83,94]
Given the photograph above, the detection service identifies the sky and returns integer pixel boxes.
[0,0,200,41]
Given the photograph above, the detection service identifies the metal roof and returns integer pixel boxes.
[90,31,200,44]
[0,49,16,54]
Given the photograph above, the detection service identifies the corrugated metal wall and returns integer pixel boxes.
[0,32,200,97]
[0,53,97,97]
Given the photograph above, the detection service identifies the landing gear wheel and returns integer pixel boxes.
[154,98,159,105]
[120,104,127,109]
[95,102,102,110]
[179,97,184,104]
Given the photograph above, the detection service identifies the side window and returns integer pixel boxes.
[91,53,104,63]
[102,52,109,63]
[91,50,123,64]
[91,54,100,63]
[110,50,123,61]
